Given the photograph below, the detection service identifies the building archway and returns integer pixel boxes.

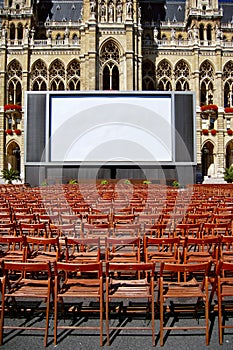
[6,141,21,174]
[201,141,214,177]
[226,140,233,169]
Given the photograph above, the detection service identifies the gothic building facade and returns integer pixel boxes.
[0,0,233,182]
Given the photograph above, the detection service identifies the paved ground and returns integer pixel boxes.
[0,308,233,350]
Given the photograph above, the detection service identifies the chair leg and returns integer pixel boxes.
[0,293,5,345]
[106,297,110,345]
[44,296,50,347]
[99,295,103,346]
[160,296,164,346]
[218,297,223,345]
[54,296,58,345]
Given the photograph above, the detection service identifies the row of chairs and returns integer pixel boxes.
[0,220,232,241]
[2,233,233,276]
[0,259,233,347]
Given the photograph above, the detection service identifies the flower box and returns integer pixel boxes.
[14,129,21,135]
[201,104,218,112]
[227,129,233,136]
[225,107,233,113]
[211,129,217,136]
[202,129,209,135]
[4,104,22,112]
[5,129,13,135]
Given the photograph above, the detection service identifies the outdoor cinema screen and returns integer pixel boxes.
[25,91,196,166]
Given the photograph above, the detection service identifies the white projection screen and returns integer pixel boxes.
[50,94,172,163]
[25,91,196,186]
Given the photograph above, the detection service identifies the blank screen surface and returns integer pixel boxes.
[50,95,172,163]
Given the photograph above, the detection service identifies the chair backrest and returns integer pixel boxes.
[106,261,155,279]
[54,261,103,278]
[2,260,52,279]
[105,236,141,263]
[25,235,61,260]
[0,222,16,236]
[160,261,211,281]
[20,222,47,237]
[65,236,101,262]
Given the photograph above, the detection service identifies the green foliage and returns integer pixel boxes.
[172,180,180,188]
[224,165,233,183]
[1,168,21,184]
[100,179,108,185]
[41,180,48,186]
[69,179,78,184]
[142,180,152,184]
[123,179,131,184]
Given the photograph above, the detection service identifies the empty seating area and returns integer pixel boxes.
[1,182,233,346]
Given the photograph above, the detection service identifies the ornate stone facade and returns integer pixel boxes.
[0,0,233,182]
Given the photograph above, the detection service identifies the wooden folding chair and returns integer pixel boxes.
[159,261,211,346]
[220,235,233,262]
[105,236,141,263]
[105,262,155,345]
[19,222,48,237]
[65,236,101,263]
[54,261,103,346]
[25,235,62,263]
[0,223,16,236]
[213,260,233,344]
[0,261,52,346]
[0,235,26,262]
[143,236,181,265]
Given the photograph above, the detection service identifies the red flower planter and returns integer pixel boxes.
[211,129,217,136]
[14,129,21,135]
[5,129,13,135]
[201,104,218,112]
[225,107,233,114]
[202,129,209,135]
[4,104,22,112]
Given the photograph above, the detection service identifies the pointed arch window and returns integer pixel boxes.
[7,60,22,104]
[67,59,80,90]
[174,60,190,91]
[142,60,156,90]
[156,59,172,91]
[31,59,48,91]
[100,41,120,90]
[223,61,233,107]
[49,59,65,91]
[199,60,214,106]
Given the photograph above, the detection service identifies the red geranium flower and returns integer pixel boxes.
[14,129,21,135]
[202,129,209,135]
[201,104,218,112]
[227,129,233,136]
[4,104,22,112]
[5,129,13,135]
[225,107,233,113]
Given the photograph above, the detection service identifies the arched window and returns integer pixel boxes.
[156,59,172,91]
[7,59,22,104]
[10,23,15,40]
[31,59,48,91]
[100,41,120,90]
[67,59,80,90]
[49,59,65,91]
[199,24,204,42]
[223,61,233,107]
[17,23,23,40]
[142,60,156,90]
[199,60,214,105]
[207,24,212,42]
[174,60,190,91]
